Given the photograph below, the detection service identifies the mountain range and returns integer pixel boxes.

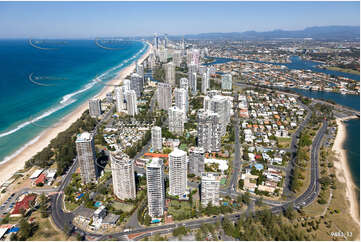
[181,26,360,41]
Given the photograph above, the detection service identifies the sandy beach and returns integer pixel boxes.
[0,42,152,186]
[332,116,360,227]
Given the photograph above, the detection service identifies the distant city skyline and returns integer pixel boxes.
[0,1,359,38]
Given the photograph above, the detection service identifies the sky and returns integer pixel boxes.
[0,1,359,38]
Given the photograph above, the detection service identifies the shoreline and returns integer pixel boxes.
[332,116,360,227]
[0,42,152,186]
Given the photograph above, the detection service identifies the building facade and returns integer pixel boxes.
[197,109,222,152]
[157,82,172,110]
[115,87,125,113]
[130,73,143,97]
[201,172,221,207]
[203,95,231,136]
[169,148,188,197]
[189,147,205,176]
[76,132,97,184]
[168,106,185,135]
[221,74,232,90]
[151,126,162,152]
[110,152,136,200]
[164,62,175,87]
[89,99,102,118]
[126,90,138,116]
[174,87,188,118]
[146,158,165,217]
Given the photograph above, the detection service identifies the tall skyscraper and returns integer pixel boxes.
[123,79,131,92]
[151,126,162,152]
[146,158,165,217]
[173,50,182,67]
[169,148,188,197]
[164,62,176,87]
[168,106,185,136]
[156,83,172,110]
[201,71,210,94]
[189,147,205,176]
[203,95,231,136]
[126,90,138,116]
[179,78,189,92]
[197,109,222,152]
[164,34,168,49]
[174,88,188,118]
[201,172,221,207]
[110,152,136,200]
[89,99,102,118]
[130,73,143,97]
[136,62,145,84]
[76,132,97,184]
[221,74,232,90]
[189,72,197,95]
[154,33,159,50]
[159,49,168,63]
[115,87,125,113]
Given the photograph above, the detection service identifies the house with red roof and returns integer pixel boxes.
[11,195,36,216]
[34,173,46,186]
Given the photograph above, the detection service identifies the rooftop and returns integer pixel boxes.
[76,132,92,142]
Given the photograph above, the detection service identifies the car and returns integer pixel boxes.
[212,216,217,218]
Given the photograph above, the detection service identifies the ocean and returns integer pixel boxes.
[0,39,147,164]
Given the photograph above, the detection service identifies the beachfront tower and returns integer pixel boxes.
[151,126,162,152]
[157,83,172,111]
[168,106,185,136]
[110,152,136,200]
[89,99,102,118]
[168,148,188,197]
[130,73,143,98]
[201,172,221,207]
[115,87,125,113]
[146,158,165,217]
[126,90,138,116]
[76,132,98,184]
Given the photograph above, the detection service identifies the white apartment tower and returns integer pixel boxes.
[169,148,188,197]
[189,147,205,176]
[221,74,232,90]
[168,106,185,136]
[157,83,172,110]
[174,88,188,118]
[76,132,97,184]
[201,71,210,94]
[151,126,162,152]
[89,99,102,118]
[179,78,189,92]
[201,172,221,207]
[203,95,231,136]
[110,152,136,200]
[146,158,165,217]
[189,72,197,95]
[126,90,138,116]
[115,87,125,113]
[164,62,176,87]
[197,109,222,152]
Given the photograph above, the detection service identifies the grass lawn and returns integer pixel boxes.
[276,137,292,149]
[112,201,135,213]
[28,212,76,241]
[168,200,193,220]
[64,201,79,212]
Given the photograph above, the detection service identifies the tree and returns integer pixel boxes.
[39,193,49,218]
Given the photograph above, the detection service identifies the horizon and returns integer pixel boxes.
[0,1,359,38]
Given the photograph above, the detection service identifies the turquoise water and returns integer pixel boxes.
[0,40,147,163]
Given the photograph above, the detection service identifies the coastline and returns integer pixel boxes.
[332,116,360,227]
[0,42,152,186]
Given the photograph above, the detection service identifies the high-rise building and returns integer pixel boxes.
[136,62,145,84]
[151,126,162,152]
[173,50,182,67]
[164,62,175,87]
[174,88,188,118]
[156,83,172,110]
[179,78,189,92]
[89,99,102,118]
[203,95,231,136]
[169,148,188,197]
[221,74,232,90]
[123,79,131,93]
[115,87,125,113]
[126,90,138,116]
[201,71,210,94]
[146,158,165,217]
[189,72,197,95]
[159,49,168,63]
[197,109,222,152]
[110,152,136,200]
[189,147,205,176]
[164,34,168,49]
[168,106,185,136]
[130,73,143,97]
[154,33,159,50]
[201,172,221,207]
[76,132,97,184]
